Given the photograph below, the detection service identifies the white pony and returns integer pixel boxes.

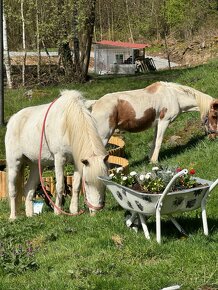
[5,90,109,220]
[88,81,217,163]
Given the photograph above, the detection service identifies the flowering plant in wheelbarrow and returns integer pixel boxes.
[100,166,217,243]
[109,165,206,194]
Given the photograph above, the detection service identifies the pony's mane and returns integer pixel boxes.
[163,82,214,118]
[60,90,106,166]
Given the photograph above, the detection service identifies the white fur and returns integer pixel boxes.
[5,90,108,219]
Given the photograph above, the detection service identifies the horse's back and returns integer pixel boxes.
[5,90,84,145]
[5,104,49,163]
[5,90,105,166]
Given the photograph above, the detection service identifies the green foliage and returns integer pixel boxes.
[0,239,39,275]
[165,0,187,27]
[4,0,218,50]
[0,59,217,289]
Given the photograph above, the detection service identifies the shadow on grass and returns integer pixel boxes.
[128,134,206,168]
[93,64,200,84]
[136,216,218,241]
[127,155,150,167]
[159,134,206,161]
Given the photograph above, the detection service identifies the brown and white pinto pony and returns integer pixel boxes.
[88,81,218,163]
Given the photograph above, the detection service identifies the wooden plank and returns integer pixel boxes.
[2,172,6,198]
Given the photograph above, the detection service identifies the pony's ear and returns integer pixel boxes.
[103,154,109,163]
[211,100,218,111]
[81,159,89,166]
[85,100,97,110]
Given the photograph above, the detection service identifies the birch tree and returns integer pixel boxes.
[21,0,27,86]
[125,0,134,42]
[3,10,12,88]
[36,0,41,83]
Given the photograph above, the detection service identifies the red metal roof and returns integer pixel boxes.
[95,40,150,49]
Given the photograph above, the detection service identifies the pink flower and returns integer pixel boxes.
[176,167,182,172]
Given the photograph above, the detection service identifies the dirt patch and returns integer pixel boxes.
[164,119,204,146]
[10,55,59,66]
[148,35,218,67]
[198,285,218,290]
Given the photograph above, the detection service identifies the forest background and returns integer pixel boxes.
[3,0,218,85]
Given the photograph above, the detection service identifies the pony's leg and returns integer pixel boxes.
[69,171,82,214]
[150,120,170,163]
[24,163,40,217]
[149,124,158,160]
[54,155,65,215]
[7,162,21,220]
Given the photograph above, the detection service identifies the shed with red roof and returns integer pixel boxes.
[94,40,150,75]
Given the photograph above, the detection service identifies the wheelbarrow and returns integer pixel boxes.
[99,169,218,243]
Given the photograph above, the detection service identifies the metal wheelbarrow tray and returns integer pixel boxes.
[99,169,218,243]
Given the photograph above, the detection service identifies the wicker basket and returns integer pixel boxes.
[0,160,6,199]
[0,159,74,198]
[42,176,74,196]
[107,135,125,157]
[0,170,7,199]
[108,155,129,175]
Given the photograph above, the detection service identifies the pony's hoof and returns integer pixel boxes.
[9,216,17,221]
[26,213,33,218]
[149,160,158,164]
[54,209,61,215]
[89,209,97,216]
[69,207,79,215]
[26,210,34,217]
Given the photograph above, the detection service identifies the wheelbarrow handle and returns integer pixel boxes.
[201,178,218,205]
[209,178,218,193]
[156,169,188,209]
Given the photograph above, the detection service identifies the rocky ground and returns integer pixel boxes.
[148,34,218,68]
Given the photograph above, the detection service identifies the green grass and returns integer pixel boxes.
[0,59,218,290]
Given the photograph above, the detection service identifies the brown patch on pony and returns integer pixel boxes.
[159,107,168,119]
[109,106,118,130]
[109,99,156,133]
[144,82,161,94]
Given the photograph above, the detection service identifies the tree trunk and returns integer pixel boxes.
[106,5,111,40]
[42,40,51,76]
[58,0,98,83]
[82,0,96,80]
[164,32,171,69]
[3,11,12,88]
[125,0,134,42]
[36,0,41,83]
[21,0,26,86]
[57,0,73,80]
[72,0,81,77]
[98,0,103,40]
[163,0,171,69]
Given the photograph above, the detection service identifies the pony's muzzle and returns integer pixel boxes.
[85,197,105,214]
[88,204,104,216]
[89,208,97,216]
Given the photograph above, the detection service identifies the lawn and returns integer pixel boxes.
[0,59,217,290]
